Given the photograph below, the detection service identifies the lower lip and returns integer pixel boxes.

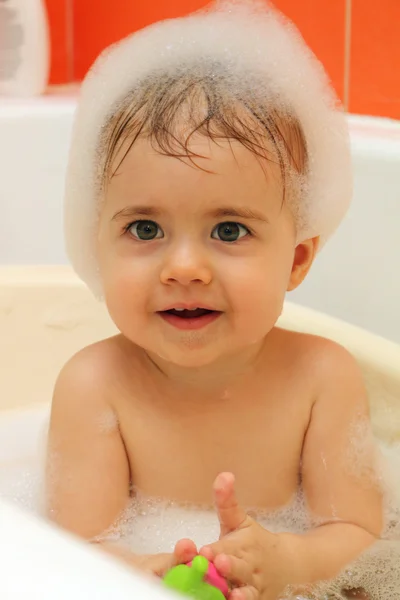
[158,311,222,330]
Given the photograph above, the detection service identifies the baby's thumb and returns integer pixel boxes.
[213,472,247,537]
[173,538,198,564]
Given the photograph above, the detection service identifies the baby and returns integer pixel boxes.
[46,2,383,599]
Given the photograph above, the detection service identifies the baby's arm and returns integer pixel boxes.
[46,348,130,538]
[46,347,194,574]
[292,341,383,583]
[195,345,381,599]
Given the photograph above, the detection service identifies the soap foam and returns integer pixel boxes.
[2,388,400,598]
[93,484,400,600]
[64,0,352,298]
[2,440,400,598]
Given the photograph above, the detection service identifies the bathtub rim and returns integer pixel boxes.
[1,264,399,398]
[1,263,400,359]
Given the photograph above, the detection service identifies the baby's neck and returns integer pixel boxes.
[142,334,273,396]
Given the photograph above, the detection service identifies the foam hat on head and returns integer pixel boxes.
[64,0,352,299]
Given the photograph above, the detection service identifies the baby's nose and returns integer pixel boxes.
[160,244,212,286]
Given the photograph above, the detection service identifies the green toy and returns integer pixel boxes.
[163,556,228,600]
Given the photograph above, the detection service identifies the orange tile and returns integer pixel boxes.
[73,0,135,79]
[44,0,70,84]
[72,0,347,104]
[73,0,208,80]
[349,0,400,120]
[133,0,210,30]
[273,0,346,102]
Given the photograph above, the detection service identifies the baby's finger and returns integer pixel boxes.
[199,545,214,561]
[174,538,198,563]
[230,585,258,600]
[214,554,254,587]
[214,473,248,536]
[144,553,178,577]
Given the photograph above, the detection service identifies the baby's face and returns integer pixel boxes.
[97,136,299,367]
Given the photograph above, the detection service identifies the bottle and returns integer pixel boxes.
[0,0,50,96]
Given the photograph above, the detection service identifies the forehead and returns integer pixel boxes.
[105,135,283,212]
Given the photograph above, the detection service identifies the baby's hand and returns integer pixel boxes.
[199,473,294,600]
[134,538,198,577]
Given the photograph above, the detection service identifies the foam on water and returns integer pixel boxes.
[0,459,44,514]
[85,478,400,600]
[2,441,400,599]
[95,486,313,552]
[87,478,400,600]
[2,388,400,599]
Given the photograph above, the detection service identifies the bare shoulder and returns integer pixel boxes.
[273,327,366,408]
[52,334,139,413]
[274,325,360,370]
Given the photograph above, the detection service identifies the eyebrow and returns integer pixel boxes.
[112,206,161,221]
[209,207,269,223]
[112,205,269,223]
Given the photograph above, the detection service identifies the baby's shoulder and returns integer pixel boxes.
[59,334,123,377]
[53,335,140,407]
[273,326,362,388]
[273,327,367,415]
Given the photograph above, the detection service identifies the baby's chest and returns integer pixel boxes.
[118,390,309,507]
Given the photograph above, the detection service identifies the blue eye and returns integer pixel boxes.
[211,222,250,242]
[127,220,164,241]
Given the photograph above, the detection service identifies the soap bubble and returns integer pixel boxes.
[64,0,352,298]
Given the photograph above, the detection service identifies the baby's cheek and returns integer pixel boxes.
[233,289,281,342]
[236,270,285,312]
[102,269,146,333]
[102,257,143,297]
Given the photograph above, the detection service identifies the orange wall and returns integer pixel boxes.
[44,0,400,120]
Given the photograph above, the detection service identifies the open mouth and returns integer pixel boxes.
[158,308,222,330]
[165,308,214,318]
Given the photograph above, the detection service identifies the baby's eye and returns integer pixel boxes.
[211,222,250,242]
[127,220,164,241]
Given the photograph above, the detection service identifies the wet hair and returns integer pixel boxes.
[100,63,308,207]
[64,1,352,298]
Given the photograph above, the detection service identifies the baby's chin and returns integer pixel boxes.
[143,333,268,374]
[148,343,227,370]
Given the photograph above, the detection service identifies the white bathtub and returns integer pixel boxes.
[0,97,399,341]
[0,495,176,599]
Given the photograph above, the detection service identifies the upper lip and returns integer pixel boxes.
[158,303,220,312]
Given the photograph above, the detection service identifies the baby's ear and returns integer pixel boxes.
[287,236,319,291]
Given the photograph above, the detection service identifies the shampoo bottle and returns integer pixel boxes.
[0,0,50,96]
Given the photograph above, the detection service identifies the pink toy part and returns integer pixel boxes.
[205,562,229,598]
[187,560,229,598]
